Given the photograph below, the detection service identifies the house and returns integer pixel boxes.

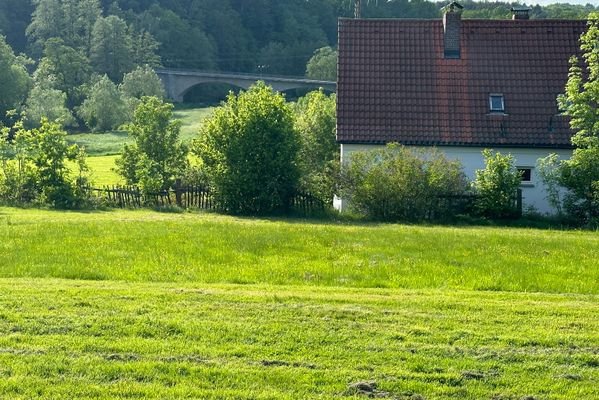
[335,2,586,214]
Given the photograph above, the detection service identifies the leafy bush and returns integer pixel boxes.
[193,82,299,215]
[473,149,522,219]
[557,147,599,224]
[339,144,469,221]
[0,123,38,204]
[294,90,338,205]
[0,119,89,208]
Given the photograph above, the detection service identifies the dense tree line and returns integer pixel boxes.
[1,1,597,77]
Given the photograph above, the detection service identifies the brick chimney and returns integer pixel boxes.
[511,7,531,20]
[443,2,463,59]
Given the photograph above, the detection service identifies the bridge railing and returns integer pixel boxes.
[154,67,335,85]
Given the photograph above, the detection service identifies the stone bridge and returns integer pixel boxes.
[155,68,336,102]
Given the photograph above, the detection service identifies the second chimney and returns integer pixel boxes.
[511,7,531,20]
[443,2,463,59]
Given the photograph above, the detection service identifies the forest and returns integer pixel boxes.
[1,0,598,75]
[0,0,598,131]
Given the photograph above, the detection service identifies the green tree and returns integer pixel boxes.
[294,90,338,203]
[340,144,468,221]
[116,96,188,193]
[0,121,37,203]
[60,0,101,53]
[120,65,165,115]
[473,149,522,219]
[39,38,92,108]
[78,75,129,132]
[0,35,31,123]
[130,30,161,67]
[27,0,101,55]
[193,82,299,214]
[26,0,63,54]
[24,84,74,129]
[120,65,165,100]
[90,15,134,81]
[559,12,599,148]
[306,46,337,81]
[556,12,599,224]
[139,5,215,70]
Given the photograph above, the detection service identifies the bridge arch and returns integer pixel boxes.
[180,81,246,104]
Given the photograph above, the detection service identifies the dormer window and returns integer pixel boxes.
[489,94,505,112]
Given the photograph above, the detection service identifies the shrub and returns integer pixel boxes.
[339,144,469,221]
[0,119,90,208]
[473,149,522,219]
[558,147,599,225]
[294,90,338,204]
[193,82,299,215]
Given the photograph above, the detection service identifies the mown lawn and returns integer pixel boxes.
[0,280,597,399]
[0,208,597,399]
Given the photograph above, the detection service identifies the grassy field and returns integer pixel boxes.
[0,208,597,398]
[66,107,214,156]
[85,155,122,186]
[1,208,598,293]
[174,106,214,142]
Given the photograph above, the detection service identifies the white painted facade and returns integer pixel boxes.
[336,143,573,215]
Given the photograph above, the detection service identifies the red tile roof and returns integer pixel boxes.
[336,18,587,148]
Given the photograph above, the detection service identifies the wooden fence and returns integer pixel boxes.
[82,183,324,214]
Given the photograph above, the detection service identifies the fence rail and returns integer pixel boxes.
[83,183,324,214]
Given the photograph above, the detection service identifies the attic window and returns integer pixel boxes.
[489,94,505,112]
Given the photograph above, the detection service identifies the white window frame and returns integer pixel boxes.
[517,167,533,186]
[489,94,505,113]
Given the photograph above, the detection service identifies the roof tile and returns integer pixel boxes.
[337,18,586,147]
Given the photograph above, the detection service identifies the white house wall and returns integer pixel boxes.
[338,144,573,215]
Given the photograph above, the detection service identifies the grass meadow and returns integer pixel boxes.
[1,208,598,293]
[0,208,598,398]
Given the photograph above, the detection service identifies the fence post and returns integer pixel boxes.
[516,188,523,217]
[174,179,183,208]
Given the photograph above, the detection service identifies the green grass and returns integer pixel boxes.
[0,208,597,294]
[0,280,596,399]
[0,208,597,398]
[85,155,122,186]
[67,131,132,156]
[66,107,214,156]
[173,106,214,142]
